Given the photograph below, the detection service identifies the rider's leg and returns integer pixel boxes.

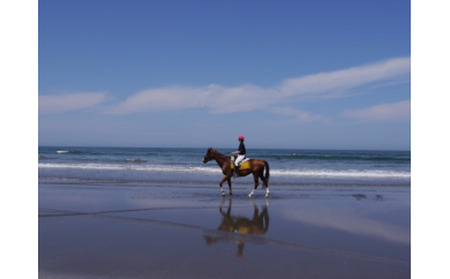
[235,155,245,176]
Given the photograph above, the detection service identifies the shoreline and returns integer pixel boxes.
[39,179,410,278]
[39,175,411,187]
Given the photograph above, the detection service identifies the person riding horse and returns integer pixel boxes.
[232,135,246,176]
[203,147,270,198]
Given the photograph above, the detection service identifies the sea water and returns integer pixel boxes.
[38,147,410,186]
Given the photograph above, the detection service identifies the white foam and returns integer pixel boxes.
[38,163,222,174]
[271,169,410,179]
[39,162,409,179]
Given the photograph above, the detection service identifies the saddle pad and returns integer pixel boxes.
[231,159,250,170]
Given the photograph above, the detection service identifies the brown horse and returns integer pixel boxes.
[204,198,269,258]
[202,147,270,198]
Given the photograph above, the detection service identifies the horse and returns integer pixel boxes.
[202,147,270,198]
[203,198,269,258]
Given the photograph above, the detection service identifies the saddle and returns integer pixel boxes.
[230,156,250,170]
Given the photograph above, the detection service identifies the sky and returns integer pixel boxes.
[38,0,411,150]
[4,2,450,276]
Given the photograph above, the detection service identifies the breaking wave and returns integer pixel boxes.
[38,162,410,180]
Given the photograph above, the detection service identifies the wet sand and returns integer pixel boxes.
[39,180,410,278]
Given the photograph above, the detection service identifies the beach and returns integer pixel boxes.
[39,147,410,278]
[39,178,410,279]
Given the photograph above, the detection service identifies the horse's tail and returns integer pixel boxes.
[263,160,270,187]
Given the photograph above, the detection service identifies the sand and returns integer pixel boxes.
[39,180,410,278]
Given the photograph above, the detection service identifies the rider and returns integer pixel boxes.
[232,135,246,176]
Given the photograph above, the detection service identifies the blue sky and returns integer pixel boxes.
[38,0,411,150]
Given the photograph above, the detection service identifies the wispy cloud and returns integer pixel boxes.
[105,84,277,115]
[270,106,329,123]
[39,92,108,114]
[105,57,410,116]
[341,100,410,122]
[278,57,410,98]
[105,86,209,114]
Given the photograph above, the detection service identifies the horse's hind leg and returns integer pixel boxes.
[259,172,270,198]
[227,178,232,196]
[264,186,270,198]
[248,173,259,198]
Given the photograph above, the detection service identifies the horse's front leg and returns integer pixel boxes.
[218,177,226,196]
[219,175,232,196]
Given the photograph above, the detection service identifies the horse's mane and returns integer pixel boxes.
[210,147,229,160]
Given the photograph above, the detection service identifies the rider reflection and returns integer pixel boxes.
[204,198,270,259]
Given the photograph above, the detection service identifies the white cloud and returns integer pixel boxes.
[105,86,210,114]
[104,83,277,114]
[270,106,329,123]
[341,100,410,122]
[39,92,107,114]
[96,57,411,116]
[207,84,278,114]
[278,57,410,98]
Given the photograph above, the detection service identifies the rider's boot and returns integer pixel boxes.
[235,165,240,176]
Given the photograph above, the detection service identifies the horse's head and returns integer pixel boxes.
[203,147,214,164]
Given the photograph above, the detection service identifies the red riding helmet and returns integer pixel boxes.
[238,135,244,140]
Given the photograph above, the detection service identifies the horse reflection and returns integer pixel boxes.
[204,198,269,258]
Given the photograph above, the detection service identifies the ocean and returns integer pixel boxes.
[38,146,410,187]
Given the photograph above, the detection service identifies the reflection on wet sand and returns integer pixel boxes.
[204,198,269,258]
[39,182,410,278]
